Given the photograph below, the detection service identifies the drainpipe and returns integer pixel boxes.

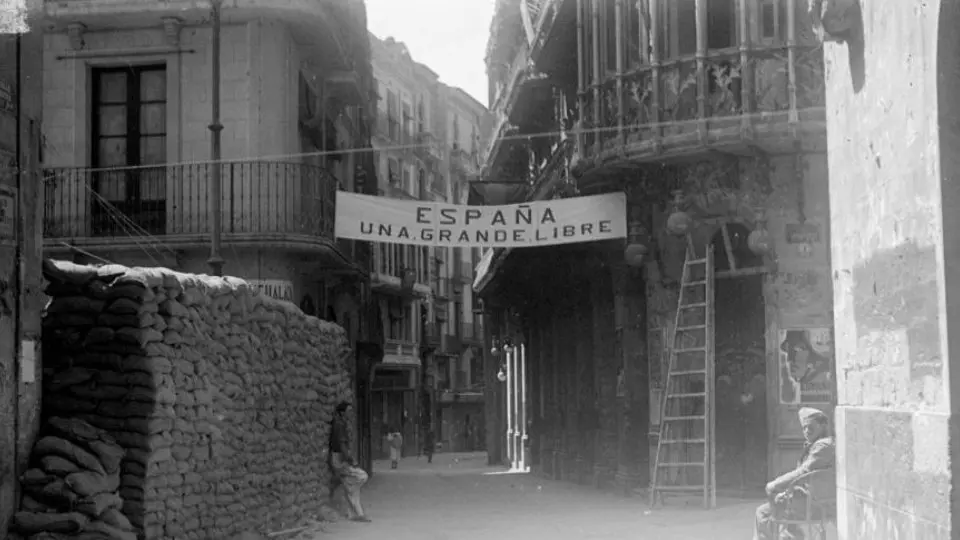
[207,0,225,276]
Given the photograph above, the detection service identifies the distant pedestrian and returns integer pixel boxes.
[329,401,371,523]
[386,427,404,469]
[422,429,435,464]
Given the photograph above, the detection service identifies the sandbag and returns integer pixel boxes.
[33,437,105,475]
[65,471,120,497]
[86,440,124,474]
[45,368,96,393]
[47,417,114,445]
[20,495,48,512]
[76,492,123,517]
[13,511,88,534]
[99,508,133,531]
[82,520,138,540]
[24,478,80,509]
[40,456,80,476]
[21,469,57,486]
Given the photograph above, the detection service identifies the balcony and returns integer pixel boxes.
[43,162,337,251]
[383,338,418,359]
[460,321,484,346]
[414,131,443,163]
[371,243,432,297]
[450,147,480,175]
[578,45,825,175]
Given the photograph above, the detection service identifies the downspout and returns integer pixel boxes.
[12,31,23,504]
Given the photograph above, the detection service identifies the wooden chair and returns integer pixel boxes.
[771,469,836,540]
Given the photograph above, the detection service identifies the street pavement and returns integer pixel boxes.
[305,452,760,540]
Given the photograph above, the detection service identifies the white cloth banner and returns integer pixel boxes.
[335,191,627,248]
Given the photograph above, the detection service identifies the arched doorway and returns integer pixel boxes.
[711,222,768,496]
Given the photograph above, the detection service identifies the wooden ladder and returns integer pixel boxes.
[650,237,716,510]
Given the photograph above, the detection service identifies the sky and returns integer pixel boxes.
[365,0,495,108]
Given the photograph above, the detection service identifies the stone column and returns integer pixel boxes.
[574,262,597,485]
[612,257,649,495]
[592,252,619,487]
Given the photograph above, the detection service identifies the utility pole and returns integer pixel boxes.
[207,0,225,276]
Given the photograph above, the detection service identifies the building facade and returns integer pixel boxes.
[476,0,830,497]
[38,0,380,469]
[0,1,45,534]
[368,33,491,458]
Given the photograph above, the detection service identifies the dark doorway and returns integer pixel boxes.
[712,223,768,497]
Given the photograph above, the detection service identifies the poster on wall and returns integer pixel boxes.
[778,327,834,405]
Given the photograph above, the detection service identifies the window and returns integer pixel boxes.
[658,0,696,58]
[760,0,788,42]
[387,158,399,185]
[417,97,426,133]
[418,168,427,199]
[402,101,412,144]
[402,163,412,193]
[603,0,617,72]
[452,116,460,149]
[387,90,398,139]
[626,1,644,67]
[707,0,737,49]
[91,65,167,235]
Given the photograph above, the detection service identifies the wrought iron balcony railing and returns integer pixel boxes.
[43,161,337,243]
[580,45,825,155]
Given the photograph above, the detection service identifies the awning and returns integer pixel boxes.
[467,181,530,206]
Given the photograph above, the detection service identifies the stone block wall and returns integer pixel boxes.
[41,260,353,539]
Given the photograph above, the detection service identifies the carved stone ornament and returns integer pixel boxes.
[162,17,183,47]
[66,22,86,51]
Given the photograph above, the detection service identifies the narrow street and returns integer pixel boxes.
[318,453,758,540]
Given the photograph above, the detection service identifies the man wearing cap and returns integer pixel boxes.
[329,401,371,523]
[753,407,835,540]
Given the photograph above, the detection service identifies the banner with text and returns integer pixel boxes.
[335,191,627,248]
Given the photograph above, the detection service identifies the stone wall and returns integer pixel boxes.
[40,260,354,539]
[823,1,955,538]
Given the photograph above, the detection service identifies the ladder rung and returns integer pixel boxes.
[660,438,707,444]
[670,369,706,376]
[676,325,706,331]
[680,302,708,309]
[683,280,707,286]
[673,346,706,353]
[658,462,705,467]
[655,485,707,492]
[662,415,706,421]
[686,258,708,264]
[666,392,706,398]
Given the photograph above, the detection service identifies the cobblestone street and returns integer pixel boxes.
[315,453,758,540]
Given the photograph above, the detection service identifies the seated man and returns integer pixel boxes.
[754,407,835,540]
[329,401,371,523]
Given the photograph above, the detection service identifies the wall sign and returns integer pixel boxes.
[246,279,294,302]
[778,327,834,405]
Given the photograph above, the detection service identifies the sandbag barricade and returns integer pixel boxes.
[38,261,355,539]
[13,417,135,540]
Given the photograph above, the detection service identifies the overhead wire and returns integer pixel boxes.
[53,107,804,173]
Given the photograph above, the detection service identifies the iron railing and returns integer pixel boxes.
[43,162,338,241]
